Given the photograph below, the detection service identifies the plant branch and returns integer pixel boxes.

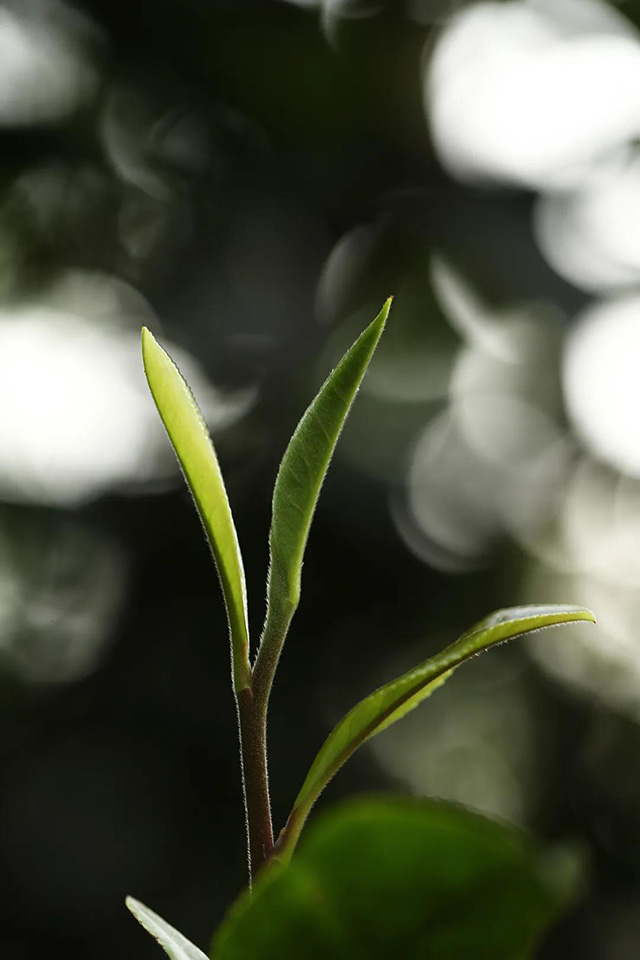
[237,686,274,882]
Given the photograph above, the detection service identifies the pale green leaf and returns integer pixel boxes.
[126,897,209,960]
[281,604,595,856]
[142,328,250,691]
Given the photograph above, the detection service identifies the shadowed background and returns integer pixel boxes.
[1,1,640,957]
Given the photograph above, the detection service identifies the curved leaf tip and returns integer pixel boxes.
[126,897,209,960]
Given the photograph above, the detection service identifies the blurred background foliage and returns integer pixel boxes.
[3,0,640,957]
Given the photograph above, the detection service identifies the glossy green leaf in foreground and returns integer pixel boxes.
[142,329,251,692]
[213,797,581,960]
[126,897,209,960]
[281,604,595,854]
[253,300,391,693]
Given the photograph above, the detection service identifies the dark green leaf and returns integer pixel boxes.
[284,605,595,853]
[253,299,391,705]
[213,797,580,960]
[266,300,389,612]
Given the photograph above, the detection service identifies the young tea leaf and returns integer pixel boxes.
[253,299,391,698]
[142,328,251,692]
[280,604,595,856]
[213,797,580,960]
[126,897,209,960]
[267,299,390,611]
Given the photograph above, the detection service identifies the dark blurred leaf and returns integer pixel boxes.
[213,797,579,960]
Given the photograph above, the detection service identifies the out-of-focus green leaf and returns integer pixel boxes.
[142,328,251,692]
[126,897,209,960]
[283,605,595,853]
[213,797,581,960]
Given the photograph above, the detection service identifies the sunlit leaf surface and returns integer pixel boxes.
[213,798,580,960]
[142,328,251,690]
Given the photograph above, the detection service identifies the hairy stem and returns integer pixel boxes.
[252,598,296,720]
[237,687,274,882]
